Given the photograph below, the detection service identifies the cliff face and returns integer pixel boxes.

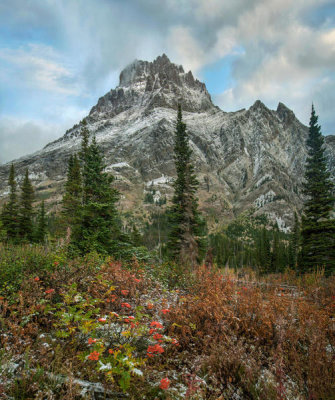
[0,54,334,231]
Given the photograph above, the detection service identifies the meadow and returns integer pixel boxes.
[0,244,334,399]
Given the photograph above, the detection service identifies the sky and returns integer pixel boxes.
[0,0,335,164]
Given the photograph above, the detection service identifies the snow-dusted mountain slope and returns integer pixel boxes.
[0,54,334,230]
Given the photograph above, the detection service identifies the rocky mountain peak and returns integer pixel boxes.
[119,54,183,87]
[276,102,296,125]
[87,54,213,122]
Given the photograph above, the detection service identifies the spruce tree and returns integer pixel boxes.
[1,164,19,240]
[258,227,271,274]
[35,201,47,243]
[62,154,82,227]
[167,105,206,265]
[73,133,123,255]
[270,229,280,273]
[288,212,300,269]
[19,169,34,242]
[300,105,335,275]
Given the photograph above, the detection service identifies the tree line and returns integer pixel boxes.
[0,105,334,274]
[0,166,46,244]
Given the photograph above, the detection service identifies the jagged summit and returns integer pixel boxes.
[87,54,213,123]
[119,54,183,87]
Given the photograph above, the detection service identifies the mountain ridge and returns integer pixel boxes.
[0,54,334,231]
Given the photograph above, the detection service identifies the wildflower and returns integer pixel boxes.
[150,321,163,329]
[54,261,59,266]
[134,278,141,283]
[108,349,114,354]
[147,344,164,357]
[88,351,100,361]
[45,289,55,294]
[88,338,97,345]
[161,309,170,314]
[159,377,170,390]
[147,303,154,309]
[121,289,129,296]
[110,312,119,318]
[34,277,40,282]
[149,328,156,335]
[171,338,179,346]
[242,286,248,291]
[121,302,131,309]
[98,317,107,323]
[153,333,163,341]
[110,295,117,302]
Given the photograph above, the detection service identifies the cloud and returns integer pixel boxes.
[0,117,62,164]
[0,43,81,95]
[0,105,87,164]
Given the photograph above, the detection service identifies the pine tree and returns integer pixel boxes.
[167,105,206,266]
[300,105,335,275]
[62,154,82,226]
[288,212,300,269]
[35,201,47,243]
[1,164,19,240]
[270,229,280,273]
[73,133,124,255]
[19,169,34,241]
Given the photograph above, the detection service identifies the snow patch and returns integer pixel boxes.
[110,162,130,169]
[254,190,276,208]
[276,216,290,233]
[146,175,172,187]
[255,174,272,188]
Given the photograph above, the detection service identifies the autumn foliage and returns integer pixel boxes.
[0,248,334,399]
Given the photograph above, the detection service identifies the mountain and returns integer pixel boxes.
[0,54,334,231]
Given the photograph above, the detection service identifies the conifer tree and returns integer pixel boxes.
[0,219,6,241]
[73,133,123,255]
[300,105,335,275]
[1,164,19,240]
[62,154,82,226]
[19,169,34,241]
[288,212,300,269]
[167,105,206,265]
[35,201,47,243]
[270,229,280,273]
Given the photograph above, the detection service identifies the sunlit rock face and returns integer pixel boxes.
[0,54,334,231]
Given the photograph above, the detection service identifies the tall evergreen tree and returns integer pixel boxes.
[167,105,206,265]
[35,200,47,243]
[19,169,34,241]
[300,105,335,275]
[1,164,19,240]
[288,212,300,269]
[258,227,271,274]
[73,133,124,255]
[270,229,280,273]
[62,154,82,226]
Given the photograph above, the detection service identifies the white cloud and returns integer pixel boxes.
[167,26,206,72]
[0,43,81,95]
[0,106,87,164]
